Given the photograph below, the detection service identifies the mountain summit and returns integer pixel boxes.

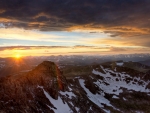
[0,61,68,112]
[28,61,67,91]
[0,61,104,113]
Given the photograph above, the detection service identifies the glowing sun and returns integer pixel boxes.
[15,54,21,59]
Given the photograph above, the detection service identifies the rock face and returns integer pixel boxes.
[0,61,67,112]
[0,61,104,113]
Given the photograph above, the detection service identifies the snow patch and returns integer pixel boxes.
[92,66,150,95]
[112,95,119,99]
[75,107,79,112]
[38,86,72,113]
[79,79,113,108]
[123,97,127,101]
[116,62,124,66]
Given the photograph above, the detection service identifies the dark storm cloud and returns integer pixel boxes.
[0,0,150,35]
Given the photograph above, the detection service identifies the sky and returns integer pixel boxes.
[0,0,150,57]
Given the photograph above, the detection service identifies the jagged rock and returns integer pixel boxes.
[0,61,104,113]
[0,61,67,112]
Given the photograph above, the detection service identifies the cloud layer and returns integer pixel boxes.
[0,0,150,37]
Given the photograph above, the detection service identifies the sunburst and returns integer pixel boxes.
[15,54,21,59]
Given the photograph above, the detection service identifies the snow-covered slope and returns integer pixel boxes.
[92,66,150,94]
[76,64,150,112]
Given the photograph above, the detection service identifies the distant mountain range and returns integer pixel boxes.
[1,54,150,77]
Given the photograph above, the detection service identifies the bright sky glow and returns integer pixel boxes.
[0,0,150,57]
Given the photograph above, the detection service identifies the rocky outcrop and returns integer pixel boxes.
[0,61,104,113]
[0,61,68,112]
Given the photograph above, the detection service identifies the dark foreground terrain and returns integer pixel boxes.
[0,60,150,113]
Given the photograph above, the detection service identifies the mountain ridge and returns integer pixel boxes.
[0,61,104,113]
[0,61,150,113]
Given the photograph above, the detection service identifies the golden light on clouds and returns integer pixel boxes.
[0,46,112,58]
